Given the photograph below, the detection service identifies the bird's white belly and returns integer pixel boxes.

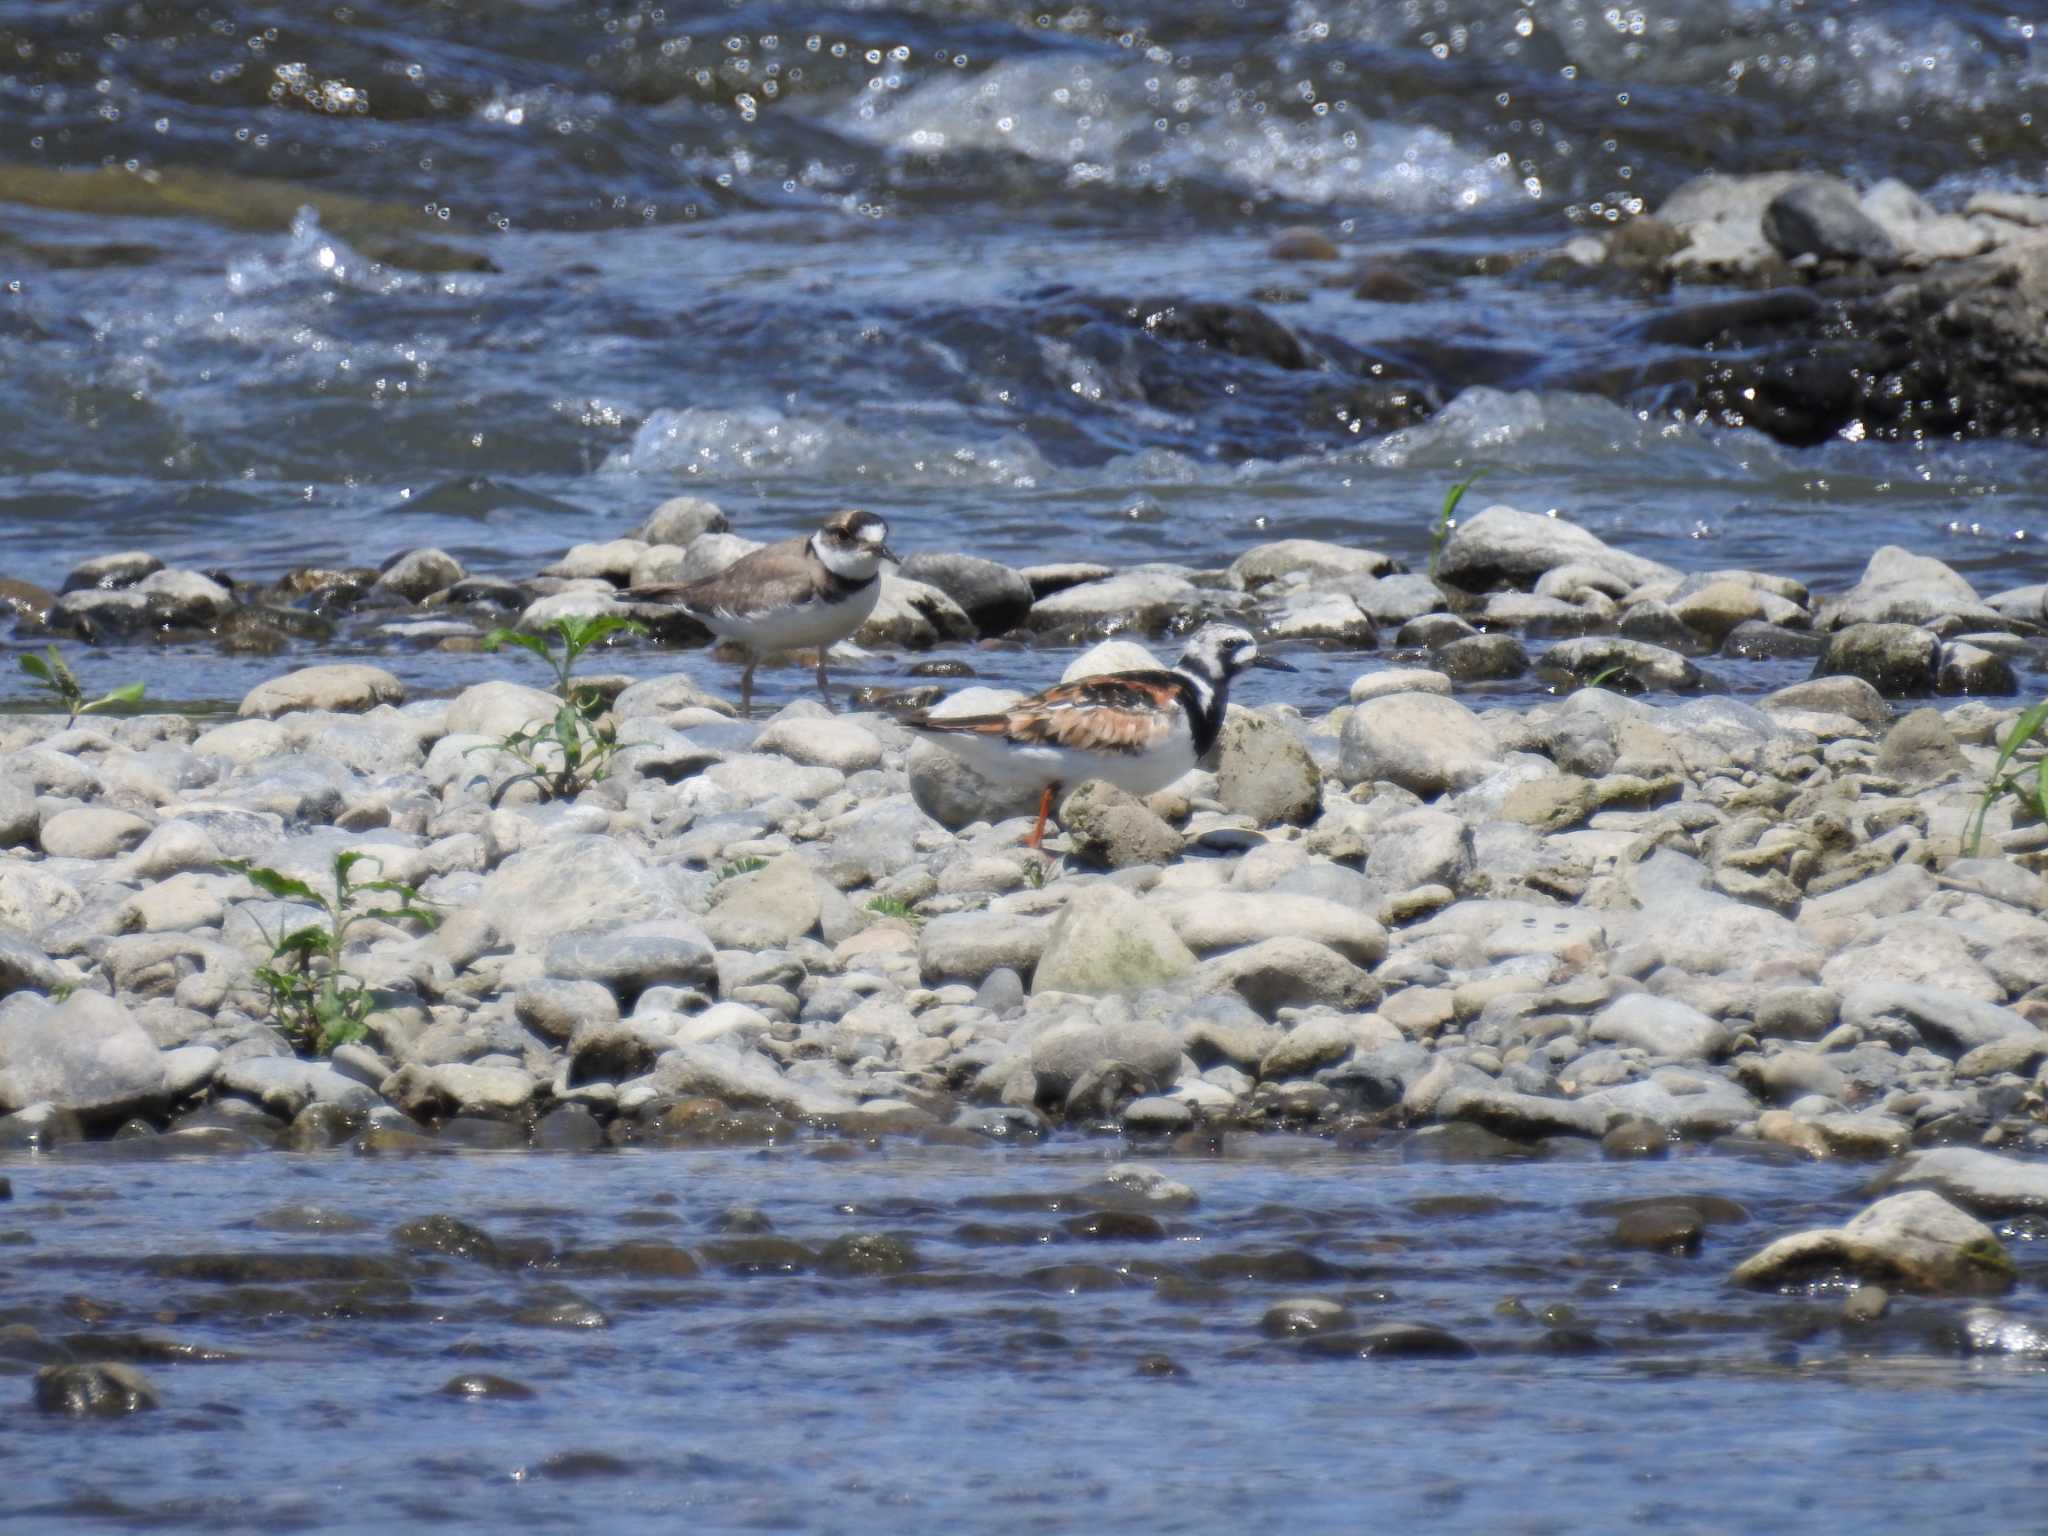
[927,713,1198,797]
[699,581,879,653]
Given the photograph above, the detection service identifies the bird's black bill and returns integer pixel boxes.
[879,544,903,564]
[1251,652,1298,672]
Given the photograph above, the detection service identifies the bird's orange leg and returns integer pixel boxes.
[1026,782,1059,851]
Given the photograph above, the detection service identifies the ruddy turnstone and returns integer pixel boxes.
[903,622,1296,850]
[632,508,897,712]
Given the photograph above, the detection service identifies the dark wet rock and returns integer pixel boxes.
[33,1362,160,1416]
[1724,621,1829,661]
[440,1372,536,1401]
[1401,1122,1546,1162]
[288,1102,366,1151]
[512,1294,608,1329]
[1812,624,1939,695]
[250,1203,373,1234]
[1303,1323,1476,1361]
[1432,632,1528,681]
[898,552,1034,637]
[1063,1210,1167,1242]
[1611,1203,1706,1254]
[1122,1095,1195,1134]
[565,1240,700,1278]
[1190,1247,1337,1285]
[63,551,163,592]
[438,1115,531,1149]
[1018,562,1115,600]
[701,1236,814,1275]
[1939,642,2017,696]
[59,1332,236,1365]
[1269,226,1339,261]
[1260,1297,1352,1337]
[1762,180,1898,266]
[443,576,530,610]
[1540,636,1713,693]
[145,1251,406,1285]
[393,1214,501,1264]
[953,1105,1049,1141]
[352,1122,448,1156]
[534,1104,606,1151]
[818,1232,921,1276]
[0,576,58,625]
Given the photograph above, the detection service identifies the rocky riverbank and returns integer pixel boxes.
[5,496,2048,1307]
[1549,166,2048,445]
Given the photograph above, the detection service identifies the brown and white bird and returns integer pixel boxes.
[632,508,897,713]
[903,623,1295,850]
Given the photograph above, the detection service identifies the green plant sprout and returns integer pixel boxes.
[1427,469,1484,579]
[17,646,145,726]
[477,612,647,799]
[227,850,439,1055]
[1965,700,2048,857]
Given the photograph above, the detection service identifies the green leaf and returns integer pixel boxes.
[481,628,556,663]
[274,926,331,960]
[1991,701,2048,782]
[225,860,324,904]
[44,646,79,696]
[18,653,51,683]
[82,682,146,713]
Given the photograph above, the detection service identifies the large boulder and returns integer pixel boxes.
[1213,709,1320,825]
[0,992,167,1116]
[897,552,1034,636]
[239,664,405,719]
[1436,505,1676,592]
[1819,546,1999,631]
[1732,1191,2013,1295]
[701,856,825,949]
[1812,623,1940,695]
[1032,885,1197,996]
[1339,693,1498,795]
[1157,891,1387,966]
[478,836,690,952]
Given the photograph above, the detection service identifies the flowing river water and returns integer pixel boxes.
[5,1133,2048,1533]
[5,2,2048,1524]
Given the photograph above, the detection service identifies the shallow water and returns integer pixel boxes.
[4,1,2047,718]
[4,1136,2046,1533]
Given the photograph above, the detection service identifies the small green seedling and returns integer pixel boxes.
[712,856,768,885]
[17,646,145,726]
[864,895,920,924]
[478,613,647,799]
[1427,469,1484,579]
[227,850,439,1055]
[1965,700,2048,857]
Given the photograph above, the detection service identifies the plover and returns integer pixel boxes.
[903,622,1296,850]
[632,508,897,712]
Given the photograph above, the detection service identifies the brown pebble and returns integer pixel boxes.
[1268,225,1339,261]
